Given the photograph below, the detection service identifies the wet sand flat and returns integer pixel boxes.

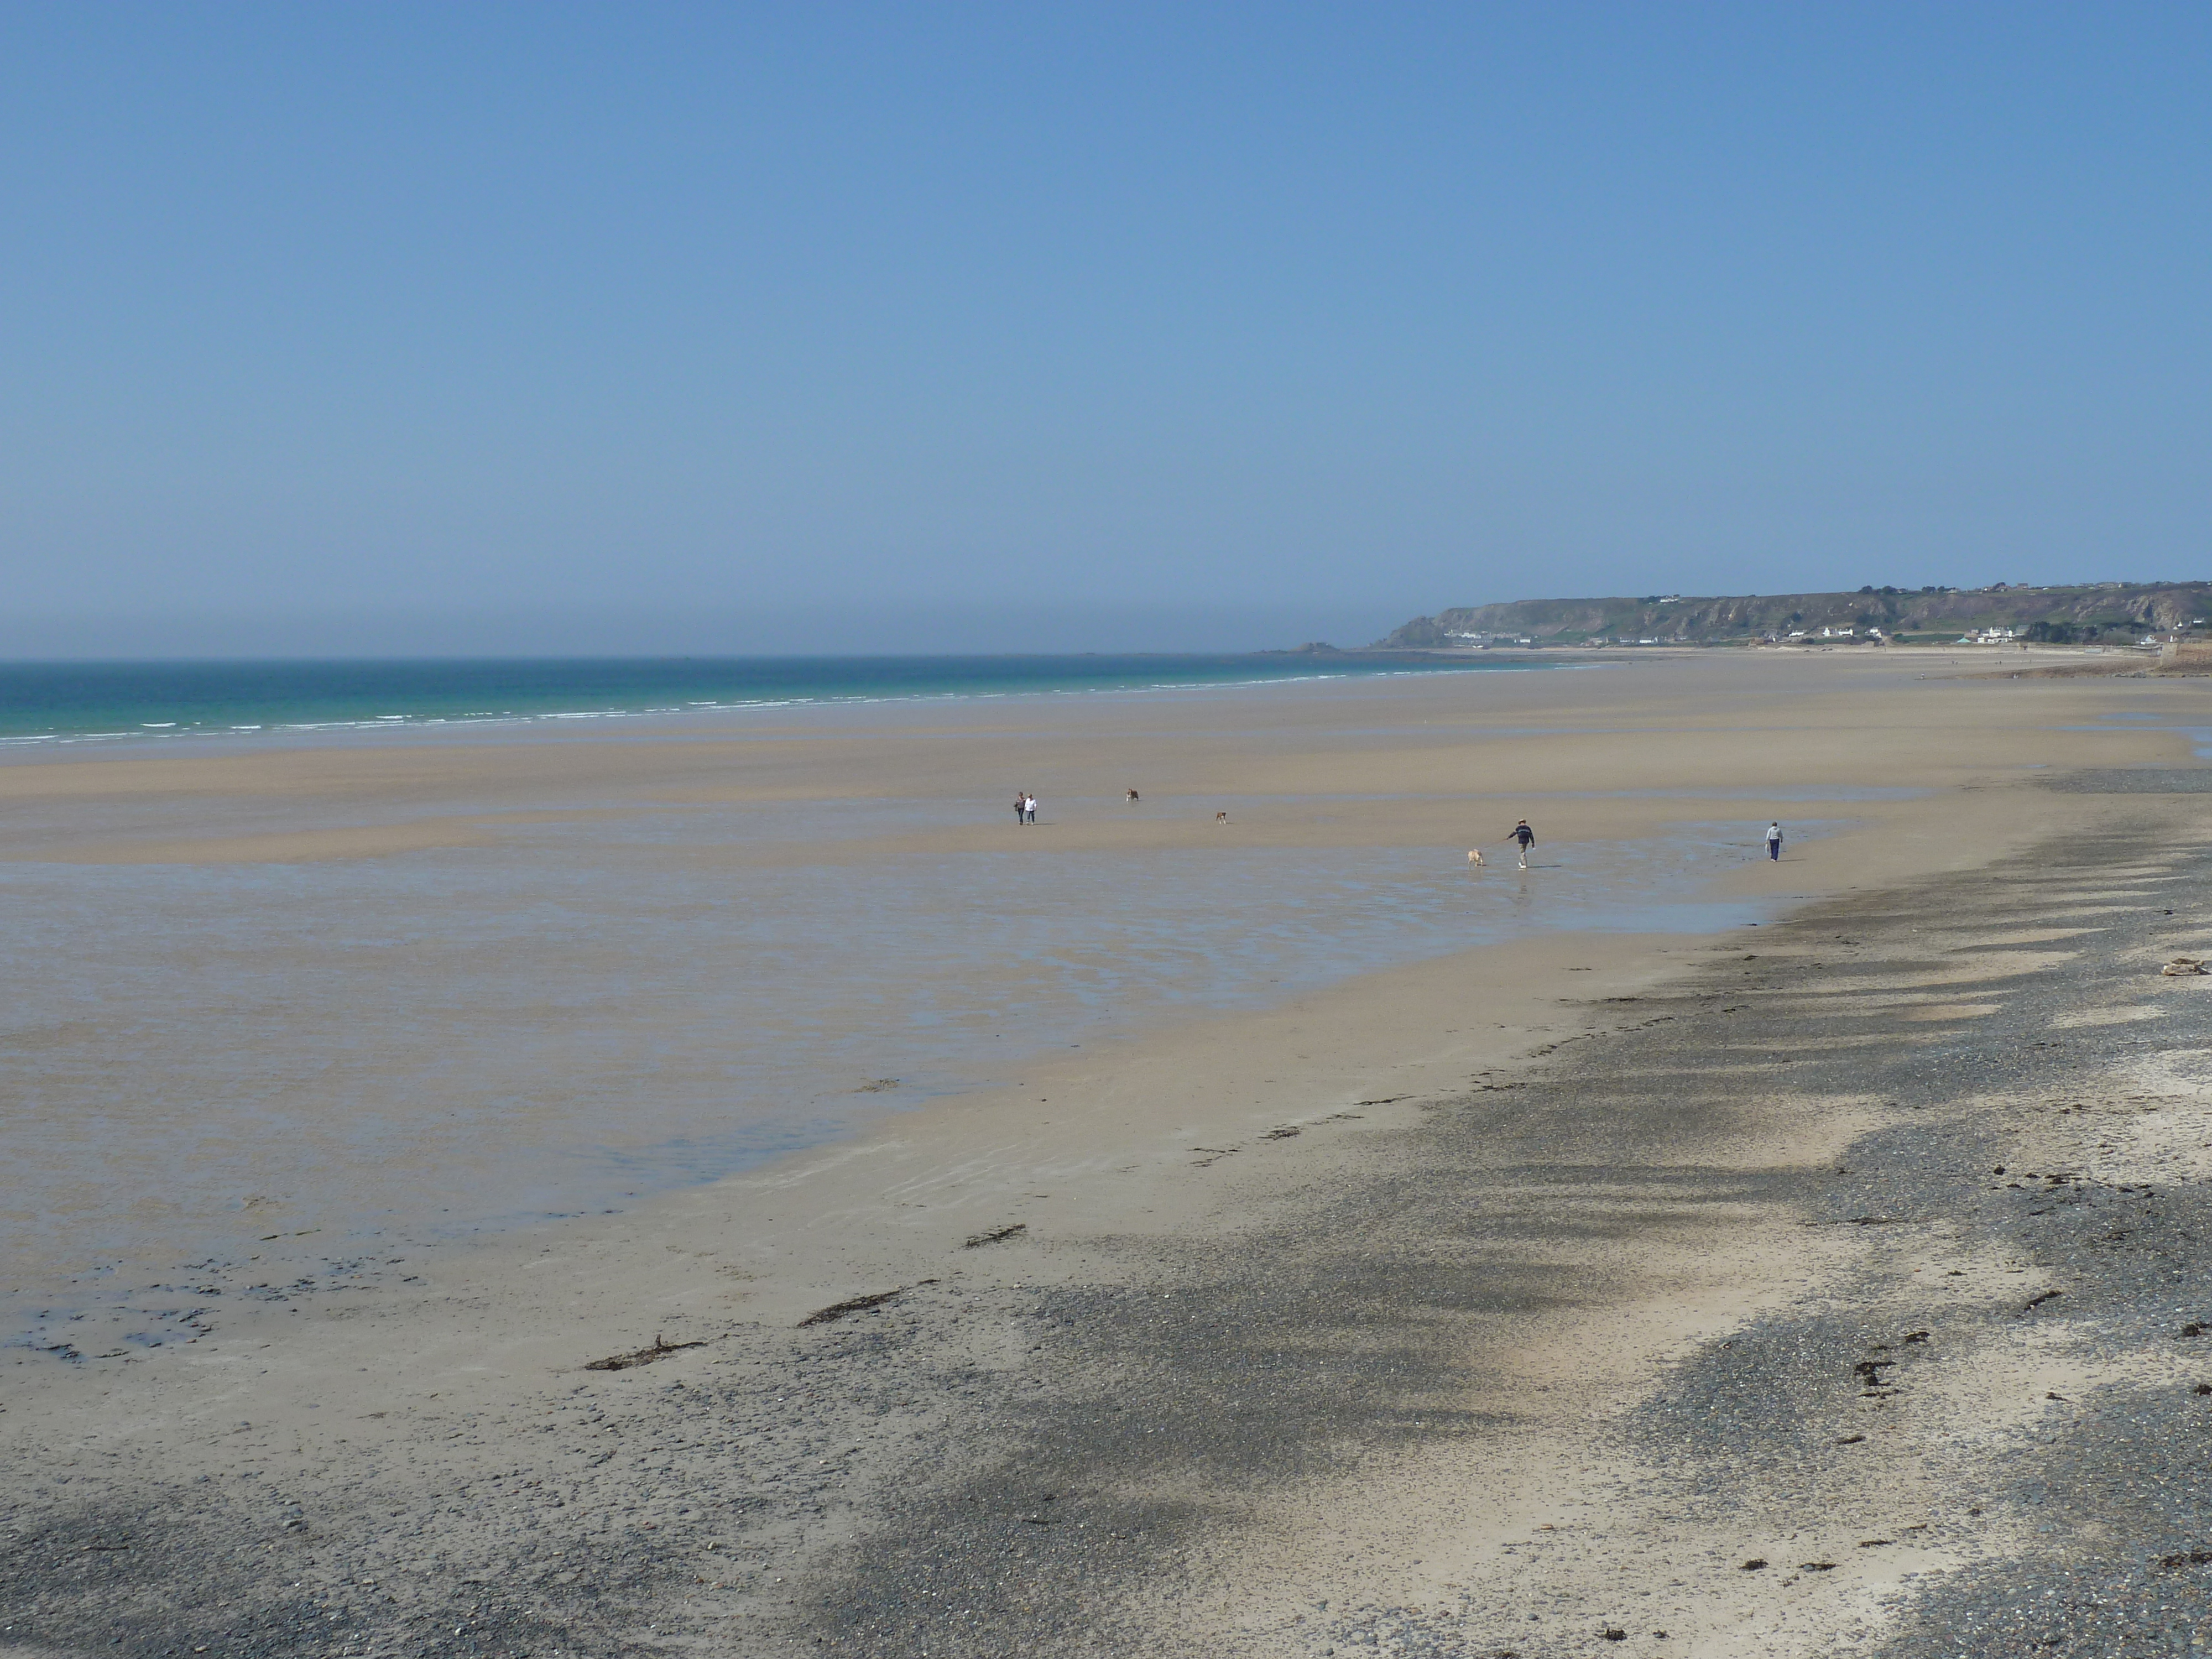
[8,649,2155,1320]
[3,650,2211,1658]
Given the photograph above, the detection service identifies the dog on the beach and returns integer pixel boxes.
[1215,810,1230,823]
[1467,848,1485,866]
[1126,789,1140,803]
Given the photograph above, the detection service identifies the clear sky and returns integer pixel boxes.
[4,4,2207,656]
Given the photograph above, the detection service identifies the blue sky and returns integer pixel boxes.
[4,3,2207,655]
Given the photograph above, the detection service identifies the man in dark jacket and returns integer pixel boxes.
[1511,820,1535,869]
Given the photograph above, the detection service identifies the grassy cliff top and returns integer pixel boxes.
[1377,581,2211,647]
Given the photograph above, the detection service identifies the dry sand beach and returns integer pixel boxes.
[6,649,2212,1658]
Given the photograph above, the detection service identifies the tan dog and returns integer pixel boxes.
[1467,848,1485,866]
[1215,811,1230,824]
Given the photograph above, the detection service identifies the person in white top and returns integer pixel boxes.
[1765,822,1783,861]
[1024,794,1038,825]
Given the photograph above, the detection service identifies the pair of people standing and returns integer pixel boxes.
[1484,819,1782,868]
[1013,791,1038,826]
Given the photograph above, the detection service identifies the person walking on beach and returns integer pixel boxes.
[1510,818,1536,869]
[1024,792,1038,826]
[1015,791,1029,828]
[1766,821,1783,861]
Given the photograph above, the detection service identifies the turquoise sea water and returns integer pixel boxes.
[0,653,1540,745]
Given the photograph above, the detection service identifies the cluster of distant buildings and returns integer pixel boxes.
[1778,625,1881,642]
[1448,632,1689,646]
[1949,626,2189,649]
[1773,624,2184,648]
[1443,623,2197,651]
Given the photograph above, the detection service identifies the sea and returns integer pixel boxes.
[0,652,1536,745]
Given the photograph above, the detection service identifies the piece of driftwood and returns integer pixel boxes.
[797,1288,906,1327]
[583,1333,706,1371]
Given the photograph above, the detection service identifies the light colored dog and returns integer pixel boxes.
[1467,848,1485,866]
